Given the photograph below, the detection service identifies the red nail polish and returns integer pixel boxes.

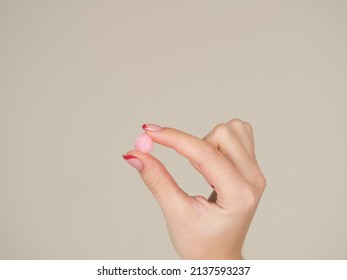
[123,154,137,160]
[142,124,162,132]
[122,154,144,171]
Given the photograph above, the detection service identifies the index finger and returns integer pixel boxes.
[143,125,245,203]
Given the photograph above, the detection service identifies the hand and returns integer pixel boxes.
[123,119,266,259]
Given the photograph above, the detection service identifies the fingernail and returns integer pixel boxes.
[142,123,162,132]
[122,154,144,171]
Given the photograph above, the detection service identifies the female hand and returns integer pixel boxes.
[123,118,266,259]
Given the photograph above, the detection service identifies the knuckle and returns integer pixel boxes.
[256,171,267,190]
[228,118,245,129]
[143,174,161,195]
[240,186,259,211]
[247,188,258,206]
[214,123,229,134]
[211,123,231,140]
[247,167,266,190]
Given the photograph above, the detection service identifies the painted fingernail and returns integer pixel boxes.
[122,154,144,171]
[142,123,162,132]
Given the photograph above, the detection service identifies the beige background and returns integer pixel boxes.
[1,0,346,259]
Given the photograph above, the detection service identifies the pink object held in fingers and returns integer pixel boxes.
[135,133,153,153]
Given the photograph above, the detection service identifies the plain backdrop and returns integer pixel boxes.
[1,0,346,259]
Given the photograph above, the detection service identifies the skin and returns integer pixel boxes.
[124,118,266,259]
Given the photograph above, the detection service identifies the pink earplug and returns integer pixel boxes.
[135,133,153,153]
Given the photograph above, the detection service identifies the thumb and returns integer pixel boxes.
[123,150,191,217]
